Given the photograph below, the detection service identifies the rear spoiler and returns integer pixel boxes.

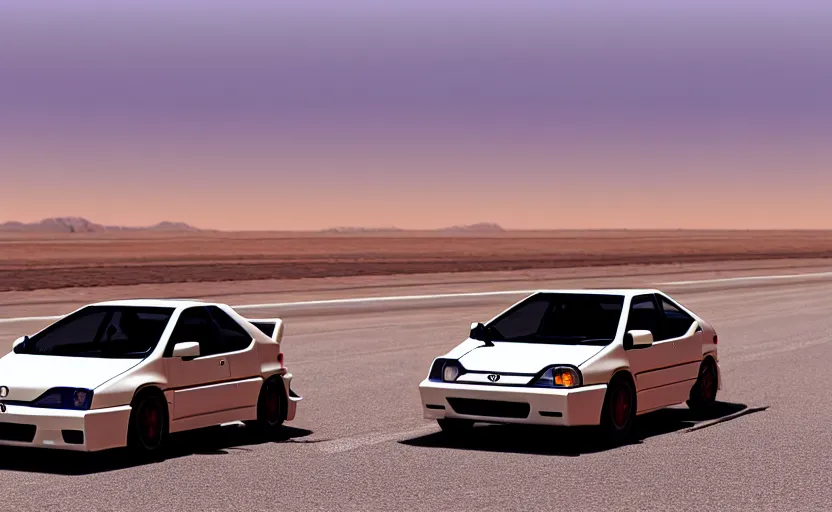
[247,318,284,343]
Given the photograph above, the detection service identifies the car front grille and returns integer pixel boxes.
[447,398,531,419]
[0,422,37,442]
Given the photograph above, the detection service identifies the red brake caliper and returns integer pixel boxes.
[266,385,278,420]
[613,389,629,427]
[145,406,159,439]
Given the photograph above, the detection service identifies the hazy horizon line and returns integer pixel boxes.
[4,216,832,234]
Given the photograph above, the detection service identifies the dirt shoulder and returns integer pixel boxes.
[1,230,831,292]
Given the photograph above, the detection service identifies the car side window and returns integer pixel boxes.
[167,307,218,357]
[626,295,666,340]
[207,306,253,353]
[658,295,694,339]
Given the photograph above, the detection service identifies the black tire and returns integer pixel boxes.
[687,357,718,415]
[600,373,637,443]
[437,418,474,437]
[127,390,168,456]
[250,377,288,435]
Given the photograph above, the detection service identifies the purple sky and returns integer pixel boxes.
[2,1,831,229]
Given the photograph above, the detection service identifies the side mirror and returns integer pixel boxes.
[469,322,494,346]
[172,341,200,360]
[12,336,28,352]
[624,330,653,350]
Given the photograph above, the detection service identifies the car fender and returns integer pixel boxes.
[578,343,630,387]
[91,356,169,410]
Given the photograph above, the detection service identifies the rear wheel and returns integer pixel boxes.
[687,358,718,415]
[250,377,287,435]
[128,391,168,456]
[601,374,636,443]
[437,418,474,437]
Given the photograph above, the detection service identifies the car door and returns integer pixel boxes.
[163,307,233,424]
[655,293,703,398]
[623,294,691,413]
[204,306,262,409]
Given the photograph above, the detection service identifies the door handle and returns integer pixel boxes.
[219,359,226,367]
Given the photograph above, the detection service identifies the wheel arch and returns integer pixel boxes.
[609,368,636,389]
[600,367,638,437]
[126,384,170,453]
[607,368,638,411]
[130,384,170,424]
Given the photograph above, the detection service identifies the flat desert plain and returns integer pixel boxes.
[1,230,832,292]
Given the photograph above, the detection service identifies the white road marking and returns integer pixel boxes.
[0,290,536,325]
[2,269,832,325]
[316,424,438,454]
[658,271,832,286]
[0,315,62,325]
[232,289,536,310]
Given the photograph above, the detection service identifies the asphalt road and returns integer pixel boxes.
[1,266,831,511]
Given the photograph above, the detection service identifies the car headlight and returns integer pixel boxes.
[532,366,582,388]
[428,358,465,382]
[442,362,461,382]
[32,388,94,410]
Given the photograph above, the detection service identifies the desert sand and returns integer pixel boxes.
[1,230,831,292]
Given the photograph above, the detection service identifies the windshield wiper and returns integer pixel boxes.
[497,335,613,345]
[575,338,613,344]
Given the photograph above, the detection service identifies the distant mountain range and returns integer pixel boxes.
[438,222,505,233]
[0,217,202,233]
[322,223,506,234]
[321,226,405,234]
[0,217,506,234]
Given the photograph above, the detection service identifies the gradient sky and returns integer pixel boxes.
[2,1,831,230]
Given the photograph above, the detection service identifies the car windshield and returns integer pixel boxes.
[14,306,174,359]
[481,293,624,345]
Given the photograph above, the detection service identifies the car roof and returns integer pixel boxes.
[530,289,664,297]
[89,299,221,309]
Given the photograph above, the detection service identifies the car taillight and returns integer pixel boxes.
[277,352,284,366]
[713,335,718,345]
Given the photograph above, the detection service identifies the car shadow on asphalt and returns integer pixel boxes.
[0,424,313,476]
[400,401,764,457]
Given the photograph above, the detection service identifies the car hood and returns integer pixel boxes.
[458,341,604,374]
[0,353,140,402]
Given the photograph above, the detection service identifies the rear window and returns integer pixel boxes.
[485,293,624,345]
[15,306,174,359]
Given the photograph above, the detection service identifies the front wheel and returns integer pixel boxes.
[600,374,636,443]
[687,358,718,415]
[127,392,168,456]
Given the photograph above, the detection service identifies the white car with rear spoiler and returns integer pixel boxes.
[419,289,720,441]
[0,299,301,454]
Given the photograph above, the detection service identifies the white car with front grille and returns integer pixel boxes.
[419,289,720,440]
[0,300,300,453]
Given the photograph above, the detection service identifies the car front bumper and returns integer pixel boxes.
[419,379,608,427]
[0,404,131,452]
